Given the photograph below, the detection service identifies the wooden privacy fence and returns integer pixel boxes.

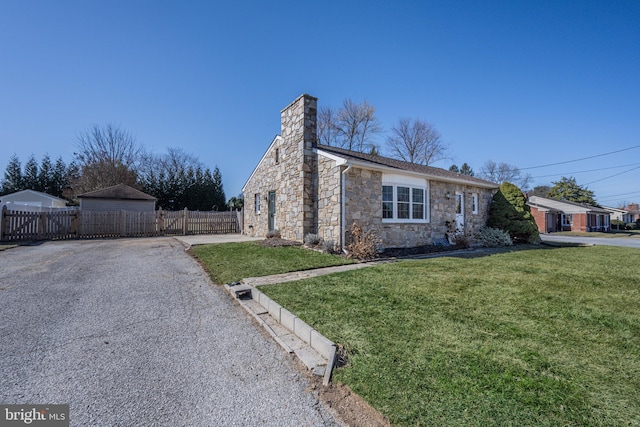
[0,206,242,242]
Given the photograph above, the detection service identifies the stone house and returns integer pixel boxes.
[242,94,499,250]
[527,195,611,233]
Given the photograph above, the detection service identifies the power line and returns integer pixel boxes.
[597,191,640,202]
[521,144,640,170]
[584,165,640,186]
[532,162,640,179]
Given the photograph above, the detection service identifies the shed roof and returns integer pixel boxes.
[0,189,66,203]
[78,184,157,201]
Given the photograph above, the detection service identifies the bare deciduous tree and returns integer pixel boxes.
[317,106,338,146]
[317,99,382,153]
[479,160,532,189]
[386,117,448,165]
[71,123,144,194]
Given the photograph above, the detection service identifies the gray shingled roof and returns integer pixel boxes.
[78,184,157,201]
[317,144,499,188]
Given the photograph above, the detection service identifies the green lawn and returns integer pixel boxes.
[191,241,353,284]
[261,246,640,426]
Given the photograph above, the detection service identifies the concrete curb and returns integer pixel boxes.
[224,283,337,386]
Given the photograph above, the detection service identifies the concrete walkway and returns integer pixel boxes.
[243,261,388,286]
[173,233,262,247]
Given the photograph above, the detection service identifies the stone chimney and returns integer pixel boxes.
[278,94,318,240]
[281,94,317,151]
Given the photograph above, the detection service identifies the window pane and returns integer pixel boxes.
[397,202,410,219]
[398,187,410,202]
[412,203,424,219]
[412,188,424,203]
[382,185,393,201]
[383,201,393,219]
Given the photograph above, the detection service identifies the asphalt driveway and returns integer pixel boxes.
[0,238,339,426]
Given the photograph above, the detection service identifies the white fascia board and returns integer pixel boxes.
[316,149,348,166]
[242,135,282,193]
[335,158,499,189]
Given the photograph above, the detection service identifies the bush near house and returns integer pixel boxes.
[487,181,539,244]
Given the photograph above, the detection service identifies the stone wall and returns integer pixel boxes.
[342,166,496,248]
[316,155,342,247]
[243,94,318,241]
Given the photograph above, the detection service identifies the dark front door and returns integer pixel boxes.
[268,191,276,232]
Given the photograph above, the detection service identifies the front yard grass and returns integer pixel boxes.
[191,241,353,284]
[261,246,640,426]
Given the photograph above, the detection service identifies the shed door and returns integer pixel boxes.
[268,191,276,232]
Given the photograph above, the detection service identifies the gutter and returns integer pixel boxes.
[340,163,352,255]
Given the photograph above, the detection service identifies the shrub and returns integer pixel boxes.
[265,229,281,239]
[304,233,323,247]
[611,220,628,230]
[475,227,513,247]
[627,222,638,230]
[322,239,337,254]
[345,222,381,260]
[487,182,540,244]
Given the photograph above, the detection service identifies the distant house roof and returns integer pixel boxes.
[527,195,609,214]
[77,184,156,201]
[0,189,67,204]
[317,144,499,189]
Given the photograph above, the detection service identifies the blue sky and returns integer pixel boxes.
[1,0,639,206]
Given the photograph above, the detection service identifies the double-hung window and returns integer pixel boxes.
[382,175,428,222]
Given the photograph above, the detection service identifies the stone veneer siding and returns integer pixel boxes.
[342,166,495,248]
[243,94,317,241]
[316,155,342,247]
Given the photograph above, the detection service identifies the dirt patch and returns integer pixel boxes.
[308,376,390,427]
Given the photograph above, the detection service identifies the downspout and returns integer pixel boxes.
[341,163,353,255]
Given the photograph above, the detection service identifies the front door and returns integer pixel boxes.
[268,191,276,232]
[455,192,464,231]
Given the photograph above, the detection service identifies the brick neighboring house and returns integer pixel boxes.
[242,94,499,250]
[626,203,640,222]
[527,195,611,233]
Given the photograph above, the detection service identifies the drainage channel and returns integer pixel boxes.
[224,282,337,386]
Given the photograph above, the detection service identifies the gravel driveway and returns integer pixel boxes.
[0,238,340,426]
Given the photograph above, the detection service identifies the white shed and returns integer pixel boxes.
[78,184,156,212]
[0,189,68,211]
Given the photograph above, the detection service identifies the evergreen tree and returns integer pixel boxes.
[23,155,40,190]
[1,155,23,195]
[52,157,69,198]
[487,181,539,244]
[38,155,55,194]
[211,167,226,211]
[547,177,598,206]
[449,165,460,173]
[460,163,474,176]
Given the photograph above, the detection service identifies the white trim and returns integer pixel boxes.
[317,153,497,189]
[381,176,430,223]
[242,135,283,192]
[472,193,479,215]
[317,149,349,166]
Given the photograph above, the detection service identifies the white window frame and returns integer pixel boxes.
[255,193,261,214]
[472,193,479,215]
[382,174,429,223]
